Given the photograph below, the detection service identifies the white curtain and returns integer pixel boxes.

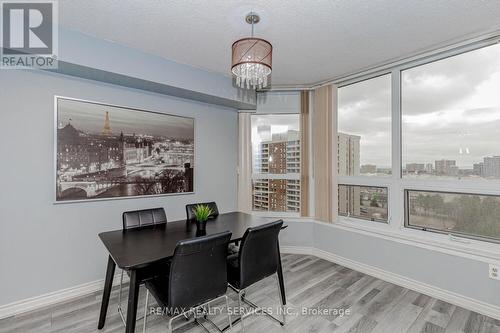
[312,84,338,222]
[237,112,253,213]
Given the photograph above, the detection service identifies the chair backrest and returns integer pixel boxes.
[122,208,167,229]
[185,202,219,221]
[168,231,231,309]
[238,220,283,289]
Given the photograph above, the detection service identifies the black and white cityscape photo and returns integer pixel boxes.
[55,98,194,202]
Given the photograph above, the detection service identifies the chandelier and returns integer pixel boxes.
[231,13,272,89]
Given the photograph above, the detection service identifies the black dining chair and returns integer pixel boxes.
[142,231,233,333]
[226,220,285,331]
[118,208,167,326]
[185,201,219,221]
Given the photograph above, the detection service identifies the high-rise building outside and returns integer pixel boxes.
[338,185,361,217]
[483,156,500,178]
[406,163,425,174]
[338,133,360,176]
[337,133,361,216]
[252,130,300,212]
[435,159,456,175]
[473,162,484,176]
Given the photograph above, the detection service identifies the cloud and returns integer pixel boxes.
[339,74,392,166]
[338,43,500,168]
[402,43,500,115]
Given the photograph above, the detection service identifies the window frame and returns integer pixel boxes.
[335,36,500,248]
[337,72,395,228]
[338,184,389,224]
[404,189,500,244]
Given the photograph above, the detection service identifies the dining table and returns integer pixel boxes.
[97,211,287,333]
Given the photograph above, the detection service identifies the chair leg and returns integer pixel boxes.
[168,316,174,333]
[275,273,286,326]
[236,276,286,327]
[225,295,233,332]
[142,290,149,333]
[118,270,126,326]
[238,290,245,332]
[196,295,232,333]
[119,270,124,303]
[117,270,145,327]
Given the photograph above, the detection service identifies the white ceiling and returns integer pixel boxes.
[59,0,500,86]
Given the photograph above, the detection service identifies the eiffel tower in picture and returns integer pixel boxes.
[101,111,112,135]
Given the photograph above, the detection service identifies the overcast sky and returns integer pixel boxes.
[251,114,299,144]
[58,99,194,140]
[338,43,500,169]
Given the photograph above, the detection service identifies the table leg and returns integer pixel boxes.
[125,270,141,333]
[98,255,116,329]
[276,241,286,305]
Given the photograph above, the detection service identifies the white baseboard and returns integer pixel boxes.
[0,271,129,320]
[280,245,315,256]
[281,245,500,320]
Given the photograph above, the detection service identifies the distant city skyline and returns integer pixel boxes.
[58,99,194,140]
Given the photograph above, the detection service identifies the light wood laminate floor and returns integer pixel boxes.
[1,254,499,333]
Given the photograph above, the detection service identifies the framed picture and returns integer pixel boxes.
[54,96,195,202]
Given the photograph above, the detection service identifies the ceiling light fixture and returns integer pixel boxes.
[231,12,272,89]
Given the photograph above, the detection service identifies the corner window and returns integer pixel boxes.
[337,42,500,244]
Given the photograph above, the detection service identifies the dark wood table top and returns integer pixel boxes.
[99,211,283,270]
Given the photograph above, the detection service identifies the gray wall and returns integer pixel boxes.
[312,222,500,307]
[279,220,314,248]
[0,70,238,306]
[58,28,255,107]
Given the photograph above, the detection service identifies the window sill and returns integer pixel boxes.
[250,211,301,219]
[323,216,500,263]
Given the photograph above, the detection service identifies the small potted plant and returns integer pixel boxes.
[192,204,213,231]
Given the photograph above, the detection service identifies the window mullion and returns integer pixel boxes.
[390,69,403,230]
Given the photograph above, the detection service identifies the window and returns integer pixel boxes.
[337,74,391,224]
[251,114,300,213]
[400,43,500,242]
[338,74,392,176]
[336,41,500,244]
[406,190,500,242]
[402,43,500,180]
[339,185,388,223]
[401,44,500,240]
